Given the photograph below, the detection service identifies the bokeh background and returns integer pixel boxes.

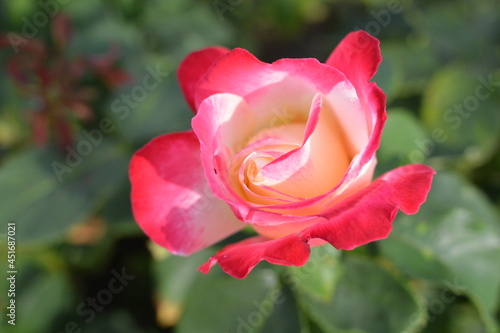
[0,0,499,332]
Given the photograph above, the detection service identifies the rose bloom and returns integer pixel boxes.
[130,31,435,279]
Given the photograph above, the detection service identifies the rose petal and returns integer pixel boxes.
[233,138,305,205]
[301,164,436,250]
[326,30,382,94]
[250,215,323,240]
[178,46,229,113]
[238,34,387,219]
[192,93,257,211]
[322,81,368,156]
[194,49,278,110]
[130,131,245,256]
[190,35,386,221]
[236,89,383,224]
[198,235,311,279]
[316,82,386,209]
[199,164,435,278]
[193,93,256,155]
[192,50,365,217]
[252,93,350,199]
[195,48,349,115]
[326,31,383,130]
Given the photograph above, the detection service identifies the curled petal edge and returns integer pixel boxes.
[178,46,230,113]
[199,164,435,278]
[130,131,245,256]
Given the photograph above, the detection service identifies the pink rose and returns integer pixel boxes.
[129,31,435,279]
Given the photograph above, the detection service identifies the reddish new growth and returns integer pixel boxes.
[0,14,128,149]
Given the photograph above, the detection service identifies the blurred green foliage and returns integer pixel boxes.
[0,0,499,332]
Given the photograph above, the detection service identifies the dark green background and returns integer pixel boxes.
[0,0,499,332]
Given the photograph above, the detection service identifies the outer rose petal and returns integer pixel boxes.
[192,93,257,218]
[301,164,436,250]
[199,164,435,278]
[194,48,349,111]
[178,46,229,113]
[326,31,383,131]
[130,131,245,256]
[198,235,311,279]
[326,30,381,92]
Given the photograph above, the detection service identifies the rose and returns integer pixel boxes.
[129,31,435,279]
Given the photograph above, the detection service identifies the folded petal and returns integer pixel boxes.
[255,93,350,199]
[199,234,311,279]
[194,48,277,109]
[326,31,385,132]
[199,164,435,278]
[189,37,386,220]
[325,30,382,91]
[178,46,229,113]
[192,93,256,156]
[194,48,348,114]
[191,93,257,215]
[235,88,384,222]
[130,131,245,256]
[300,164,436,250]
[242,33,387,218]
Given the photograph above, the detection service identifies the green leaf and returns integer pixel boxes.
[421,65,500,165]
[379,171,500,332]
[82,310,151,333]
[108,76,192,146]
[99,181,141,238]
[376,41,439,98]
[17,273,72,332]
[445,303,489,333]
[377,108,430,174]
[406,1,499,67]
[177,269,282,333]
[4,0,36,24]
[422,301,488,333]
[259,286,304,333]
[0,140,128,245]
[298,255,425,333]
[152,247,216,327]
[286,245,341,303]
[372,49,404,104]
[141,1,233,59]
[0,255,74,333]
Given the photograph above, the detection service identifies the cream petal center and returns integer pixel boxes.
[233,96,351,204]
